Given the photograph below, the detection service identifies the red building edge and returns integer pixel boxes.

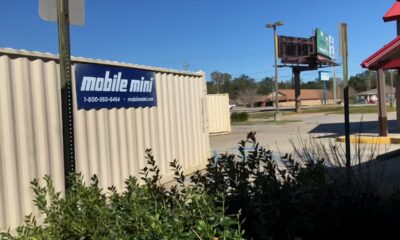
[361,36,400,70]
[383,2,400,22]
[361,37,400,136]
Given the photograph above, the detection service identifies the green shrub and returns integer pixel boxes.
[190,132,400,240]
[0,150,243,240]
[231,112,248,122]
[5,133,400,240]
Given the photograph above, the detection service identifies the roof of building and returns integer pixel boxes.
[361,36,400,70]
[263,89,333,101]
[0,47,203,77]
[251,95,268,103]
[384,2,400,22]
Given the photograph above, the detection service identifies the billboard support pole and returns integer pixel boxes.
[293,67,301,113]
[57,0,76,190]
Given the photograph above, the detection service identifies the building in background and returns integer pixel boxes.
[355,86,395,104]
[253,89,335,107]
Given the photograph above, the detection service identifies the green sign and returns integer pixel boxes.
[316,28,334,59]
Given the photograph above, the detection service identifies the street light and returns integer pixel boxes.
[266,21,284,120]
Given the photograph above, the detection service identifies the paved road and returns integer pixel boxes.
[231,104,376,113]
[211,112,400,161]
[211,112,400,192]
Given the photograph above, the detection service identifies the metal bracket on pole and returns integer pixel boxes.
[57,0,75,190]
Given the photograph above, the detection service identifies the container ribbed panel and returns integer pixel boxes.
[0,50,210,231]
[207,94,231,135]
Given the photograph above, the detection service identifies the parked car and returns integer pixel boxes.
[369,95,378,104]
[355,98,368,104]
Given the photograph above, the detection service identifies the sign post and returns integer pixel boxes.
[319,71,329,105]
[39,0,84,190]
[57,0,75,190]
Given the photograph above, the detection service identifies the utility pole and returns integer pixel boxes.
[340,23,351,187]
[266,21,284,120]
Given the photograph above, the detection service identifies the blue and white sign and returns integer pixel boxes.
[319,71,330,81]
[75,63,157,110]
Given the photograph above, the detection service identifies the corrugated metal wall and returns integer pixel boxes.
[207,94,231,135]
[0,49,210,231]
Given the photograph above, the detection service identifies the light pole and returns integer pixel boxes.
[266,21,284,120]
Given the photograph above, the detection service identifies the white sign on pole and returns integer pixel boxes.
[319,71,330,81]
[39,0,85,26]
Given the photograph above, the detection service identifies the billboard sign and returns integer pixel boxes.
[278,35,315,59]
[75,63,157,110]
[316,28,335,59]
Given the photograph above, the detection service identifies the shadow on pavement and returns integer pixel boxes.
[308,120,400,137]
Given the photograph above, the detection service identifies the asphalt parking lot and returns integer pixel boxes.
[211,111,400,192]
[210,111,400,159]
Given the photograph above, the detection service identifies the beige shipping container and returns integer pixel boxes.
[207,94,231,135]
[0,48,210,231]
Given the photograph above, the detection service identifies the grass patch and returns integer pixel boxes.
[248,110,295,119]
[301,105,396,114]
[236,105,395,125]
[272,119,302,125]
[232,119,302,125]
[300,106,343,114]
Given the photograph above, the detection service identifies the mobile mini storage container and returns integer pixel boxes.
[207,94,231,135]
[0,48,210,230]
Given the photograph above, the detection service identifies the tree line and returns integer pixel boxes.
[207,71,343,100]
[207,70,393,101]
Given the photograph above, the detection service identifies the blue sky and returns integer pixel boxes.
[0,0,397,82]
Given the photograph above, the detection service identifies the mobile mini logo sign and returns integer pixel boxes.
[75,63,157,110]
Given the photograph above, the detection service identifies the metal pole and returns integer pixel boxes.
[333,68,337,104]
[273,26,280,119]
[294,67,301,113]
[323,80,327,105]
[57,0,75,190]
[340,23,351,186]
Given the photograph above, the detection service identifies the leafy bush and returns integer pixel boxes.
[231,112,248,122]
[4,133,400,240]
[1,150,243,240]
[190,132,400,240]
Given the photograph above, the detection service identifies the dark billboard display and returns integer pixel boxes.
[278,36,315,59]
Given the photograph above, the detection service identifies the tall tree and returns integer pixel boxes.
[231,74,257,101]
[257,77,274,95]
[349,70,376,92]
[206,81,218,94]
[210,71,232,94]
